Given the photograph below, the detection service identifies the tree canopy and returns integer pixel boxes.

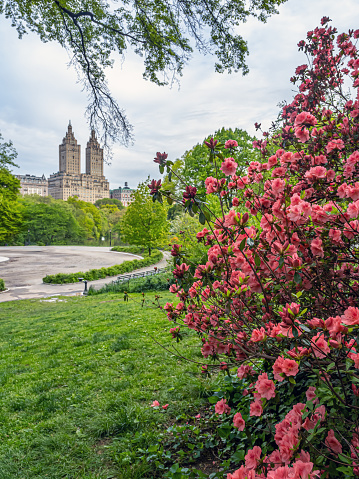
[0,0,287,146]
[162,127,259,198]
[94,198,124,209]
[19,199,84,245]
[0,132,22,243]
[120,180,168,254]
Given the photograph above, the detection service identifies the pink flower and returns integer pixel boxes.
[273,356,299,381]
[249,400,263,417]
[325,429,342,455]
[311,332,330,359]
[271,178,286,196]
[282,359,299,377]
[205,176,219,194]
[237,364,254,379]
[304,166,327,181]
[347,200,359,218]
[255,372,276,400]
[162,404,169,409]
[233,412,246,431]
[224,209,238,227]
[326,139,345,153]
[250,327,266,342]
[293,460,316,479]
[294,111,317,127]
[245,446,262,469]
[306,387,318,404]
[310,237,324,258]
[221,158,238,176]
[195,413,201,419]
[295,127,310,143]
[342,306,359,325]
[225,140,238,149]
[151,400,160,407]
[227,466,251,479]
[215,398,231,415]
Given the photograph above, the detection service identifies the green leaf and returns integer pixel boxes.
[239,238,246,251]
[278,257,284,268]
[306,400,314,411]
[204,210,211,221]
[231,450,245,463]
[294,271,302,284]
[199,212,206,225]
[338,454,352,464]
[254,253,261,268]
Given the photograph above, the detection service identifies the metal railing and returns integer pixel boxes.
[113,267,168,284]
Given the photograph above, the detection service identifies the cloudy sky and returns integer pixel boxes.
[0,0,358,190]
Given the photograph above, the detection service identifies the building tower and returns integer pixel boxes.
[59,121,81,175]
[85,130,103,177]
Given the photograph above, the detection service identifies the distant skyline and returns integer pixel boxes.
[0,1,358,190]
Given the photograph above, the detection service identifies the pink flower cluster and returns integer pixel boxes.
[155,19,359,478]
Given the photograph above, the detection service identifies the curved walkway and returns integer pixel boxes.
[0,246,169,302]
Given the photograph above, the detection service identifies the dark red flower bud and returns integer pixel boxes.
[171,244,181,257]
[154,152,168,165]
[148,179,162,195]
[204,138,218,150]
[182,186,197,201]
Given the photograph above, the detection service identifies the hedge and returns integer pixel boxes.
[42,250,163,284]
[0,279,5,292]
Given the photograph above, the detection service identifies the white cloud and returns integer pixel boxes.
[0,0,359,188]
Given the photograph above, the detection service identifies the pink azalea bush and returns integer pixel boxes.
[151,18,359,478]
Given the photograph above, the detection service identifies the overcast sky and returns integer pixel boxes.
[0,0,358,190]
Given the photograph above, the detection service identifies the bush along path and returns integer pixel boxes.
[0,278,5,291]
[43,249,163,284]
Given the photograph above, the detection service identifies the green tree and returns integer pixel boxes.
[120,180,168,255]
[0,0,287,145]
[94,198,124,209]
[0,133,22,244]
[18,199,84,245]
[67,196,106,240]
[163,127,259,198]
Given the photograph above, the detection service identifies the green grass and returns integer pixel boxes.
[0,293,211,478]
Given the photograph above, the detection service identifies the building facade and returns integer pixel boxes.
[48,123,110,203]
[110,182,134,207]
[16,174,48,196]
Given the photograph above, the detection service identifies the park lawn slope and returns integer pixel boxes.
[0,293,209,479]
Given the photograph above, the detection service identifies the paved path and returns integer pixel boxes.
[0,246,169,302]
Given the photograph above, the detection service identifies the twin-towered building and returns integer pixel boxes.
[47,122,110,203]
[16,123,134,205]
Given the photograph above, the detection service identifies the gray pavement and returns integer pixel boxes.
[0,246,169,302]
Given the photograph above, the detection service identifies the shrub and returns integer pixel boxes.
[150,19,359,478]
[0,278,5,291]
[88,271,173,295]
[42,250,163,284]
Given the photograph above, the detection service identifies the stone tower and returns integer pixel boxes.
[59,121,81,175]
[86,130,103,177]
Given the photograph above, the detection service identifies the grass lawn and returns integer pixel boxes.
[0,292,212,478]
